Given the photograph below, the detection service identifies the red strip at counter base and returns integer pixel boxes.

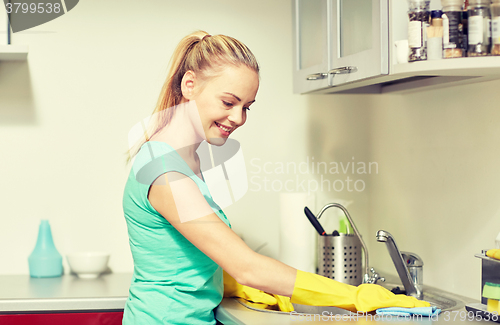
[0,311,124,325]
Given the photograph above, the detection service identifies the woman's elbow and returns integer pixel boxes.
[226,251,260,287]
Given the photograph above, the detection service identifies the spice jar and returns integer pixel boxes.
[491,0,500,55]
[427,10,444,60]
[468,0,491,56]
[408,0,431,62]
[463,0,469,54]
[462,11,469,56]
[441,0,465,58]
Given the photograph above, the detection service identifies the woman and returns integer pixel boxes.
[123,31,430,324]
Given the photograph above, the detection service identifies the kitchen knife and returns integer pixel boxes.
[304,206,326,236]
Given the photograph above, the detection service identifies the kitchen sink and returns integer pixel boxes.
[234,281,465,316]
[233,298,351,316]
[379,282,464,312]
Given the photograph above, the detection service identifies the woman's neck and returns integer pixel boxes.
[149,100,204,161]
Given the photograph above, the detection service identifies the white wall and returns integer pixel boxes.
[367,80,500,299]
[0,0,311,276]
[305,79,500,300]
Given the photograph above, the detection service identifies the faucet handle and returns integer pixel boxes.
[401,251,423,267]
[401,251,423,295]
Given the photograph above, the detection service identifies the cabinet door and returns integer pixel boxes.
[329,0,388,86]
[292,0,330,94]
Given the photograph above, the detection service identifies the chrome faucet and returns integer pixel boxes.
[376,230,423,299]
[316,203,371,283]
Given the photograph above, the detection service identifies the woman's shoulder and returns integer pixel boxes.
[134,141,175,166]
[132,141,195,182]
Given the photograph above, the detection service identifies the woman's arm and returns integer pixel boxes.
[148,172,297,297]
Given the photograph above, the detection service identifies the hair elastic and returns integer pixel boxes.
[202,34,212,41]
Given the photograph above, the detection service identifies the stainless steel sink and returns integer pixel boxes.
[379,282,465,312]
[234,298,352,316]
[421,290,462,311]
[234,281,465,316]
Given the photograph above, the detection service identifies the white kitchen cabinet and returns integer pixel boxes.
[292,0,330,94]
[292,0,388,94]
[294,0,500,94]
[0,14,28,61]
[328,0,388,86]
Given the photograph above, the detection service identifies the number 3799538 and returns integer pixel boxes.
[5,2,62,14]
[442,310,499,322]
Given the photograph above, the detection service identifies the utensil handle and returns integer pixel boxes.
[304,207,326,236]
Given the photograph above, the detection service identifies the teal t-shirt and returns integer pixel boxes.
[122,141,231,325]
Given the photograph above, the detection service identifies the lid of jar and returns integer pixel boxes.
[469,0,490,4]
[431,10,443,18]
[408,0,431,10]
[408,0,431,4]
[431,11,444,25]
[440,0,464,9]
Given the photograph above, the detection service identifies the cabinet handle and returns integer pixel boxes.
[306,73,328,80]
[328,66,358,75]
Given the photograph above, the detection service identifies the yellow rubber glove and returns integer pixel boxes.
[487,249,500,260]
[223,269,294,312]
[273,294,295,312]
[291,270,430,313]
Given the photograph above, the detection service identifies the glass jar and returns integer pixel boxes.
[441,0,465,58]
[427,10,444,60]
[408,0,431,62]
[463,0,469,52]
[491,0,500,55]
[462,11,468,56]
[468,0,491,56]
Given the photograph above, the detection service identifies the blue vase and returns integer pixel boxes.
[28,220,63,278]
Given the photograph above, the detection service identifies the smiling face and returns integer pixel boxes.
[181,65,259,146]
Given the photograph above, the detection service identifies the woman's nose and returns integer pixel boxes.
[227,107,246,126]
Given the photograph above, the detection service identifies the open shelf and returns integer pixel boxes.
[312,57,500,95]
[0,45,29,61]
[392,56,500,77]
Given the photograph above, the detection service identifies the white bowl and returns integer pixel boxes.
[66,252,110,279]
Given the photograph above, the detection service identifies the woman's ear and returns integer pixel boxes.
[180,70,196,100]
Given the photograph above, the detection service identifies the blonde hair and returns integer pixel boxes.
[126,30,259,163]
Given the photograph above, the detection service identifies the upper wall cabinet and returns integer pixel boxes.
[292,0,329,94]
[292,0,388,94]
[329,0,388,86]
[294,0,500,94]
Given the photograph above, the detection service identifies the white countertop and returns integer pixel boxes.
[0,272,491,324]
[215,298,492,324]
[215,276,489,325]
[0,273,132,313]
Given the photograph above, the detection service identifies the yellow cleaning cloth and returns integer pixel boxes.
[291,270,430,313]
[223,270,294,312]
[487,249,500,260]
